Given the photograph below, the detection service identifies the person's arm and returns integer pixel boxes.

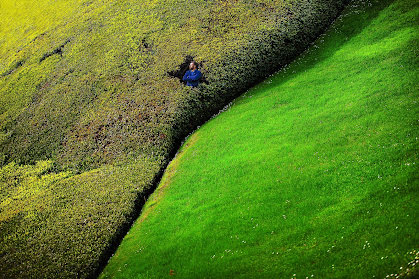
[188,70,202,81]
[182,71,190,81]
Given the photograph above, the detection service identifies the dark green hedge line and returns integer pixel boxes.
[168,0,351,159]
[0,0,350,278]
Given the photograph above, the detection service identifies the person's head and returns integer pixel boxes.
[189,61,198,71]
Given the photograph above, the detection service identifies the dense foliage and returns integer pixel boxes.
[1,0,349,170]
[101,0,419,277]
[0,0,350,278]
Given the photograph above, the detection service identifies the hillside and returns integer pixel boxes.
[101,0,419,277]
[0,0,350,278]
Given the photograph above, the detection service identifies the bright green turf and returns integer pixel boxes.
[101,0,418,278]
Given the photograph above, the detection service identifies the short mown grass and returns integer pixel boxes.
[100,0,419,278]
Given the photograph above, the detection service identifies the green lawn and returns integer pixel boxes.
[100,0,419,278]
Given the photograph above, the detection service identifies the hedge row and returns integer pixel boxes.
[172,0,352,148]
[0,0,350,278]
[0,158,162,278]
[0,0,350,172]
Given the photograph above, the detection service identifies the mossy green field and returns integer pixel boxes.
[101,0,419,278]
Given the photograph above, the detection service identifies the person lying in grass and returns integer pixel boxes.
[182,61,202,87]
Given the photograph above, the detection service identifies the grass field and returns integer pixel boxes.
[100,0,419,278]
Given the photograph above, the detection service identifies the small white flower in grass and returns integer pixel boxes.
[363,241,371,249]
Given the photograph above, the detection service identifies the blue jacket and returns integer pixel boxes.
[183,70,202,87]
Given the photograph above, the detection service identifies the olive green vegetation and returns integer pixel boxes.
[101,0,419,278]
[0,0,350,170]
[0,0,351,278]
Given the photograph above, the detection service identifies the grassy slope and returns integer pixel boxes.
[101,0,419,278]
[0,0,352,278]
